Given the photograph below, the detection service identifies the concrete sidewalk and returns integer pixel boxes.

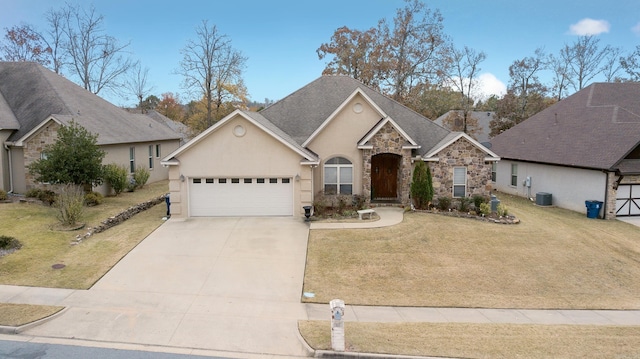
[310,206,404,229]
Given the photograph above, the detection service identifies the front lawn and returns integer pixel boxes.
[0,181,168,289]
[303,193,640,309]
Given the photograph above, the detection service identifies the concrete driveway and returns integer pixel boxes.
[24,217,311,357]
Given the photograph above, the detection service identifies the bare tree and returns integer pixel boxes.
[566,36,610,91]
[548,46,574,101]
[508,48,548,121]
[0,24,51,64]
[43,8,66,73]
[382,0,449,102]
[444,45,486,133]
[178,20,247,129]
[126,62,153,113]
[601,46,623,82]
[620,45,640,81]
[52,3,134,95]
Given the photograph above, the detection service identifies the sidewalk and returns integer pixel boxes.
[310,206,404,229]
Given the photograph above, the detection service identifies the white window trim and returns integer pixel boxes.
[510,164,518,187]
[129,147,135,173]
[453,167,467,198]
[324,157,353,195]
[155,144,161,158]
[148,145,154,170]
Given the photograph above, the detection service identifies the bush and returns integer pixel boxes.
[410,161,433,210]
[459,197,472,212]
[313,191,328,217]
[55,184,85,226]
[436,197,451,211]
[352,194,367,210]
[479,202,491,216]
[27,188,57,205]
[103,163,128,195]
[0,235,21,250]
[0,190,7,201]
[133,166,150,189]
[497,203,508,217]
[84,191,103,206]
[472,195,486,210]
[337,195,349,214]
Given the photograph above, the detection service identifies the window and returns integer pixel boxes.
[257,178,265,183]
[511,164,518,187]
[129,147,135,173]
[219,178,227,184]
[193,178,202,184]
[155,144,161,158]
[269,178,278,183]
[205,178,214,183]
[148,145,154,169]
[453,167,466,198]
[282,178,290,184]
[231,178,240,183]
[324,157,353,195]
[244,178,252,183]
[491,162,497,182]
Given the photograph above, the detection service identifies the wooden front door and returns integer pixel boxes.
[371,154,400,200]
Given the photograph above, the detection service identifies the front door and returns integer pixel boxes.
[371,153,400,200]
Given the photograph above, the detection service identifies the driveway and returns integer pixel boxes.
[24,217,311,356]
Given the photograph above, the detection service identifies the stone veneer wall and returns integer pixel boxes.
[429,137,492,199]
[23,121,61,191]
[362,122,413,206]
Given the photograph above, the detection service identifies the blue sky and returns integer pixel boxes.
[1,0,639,107]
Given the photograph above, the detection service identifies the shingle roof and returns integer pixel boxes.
[0,62,181,145]
[260,75,451,156]
[434,110,495,144]
[490,82,640,171]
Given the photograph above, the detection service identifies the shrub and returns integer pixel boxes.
[0,190,7,201]
[84,191,103,206]
[337,195,349,214]
[472,195,486,210]
[497,203,508,217]
[352,194,367,210]
[410,161,433,209]
[436,197,451,211]
[0,235,21,251]
[479,202,491,216]
[28,189,57,205]
[133,166,150,189]
[313,191,328,217]
[103,163,128,195]
[459,197,472,212]
[55,184,85,226]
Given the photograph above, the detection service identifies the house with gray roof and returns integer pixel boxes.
[434,110,495,146]
[490,82,640,219]
[0,62,183,195]
[161,75,499,218]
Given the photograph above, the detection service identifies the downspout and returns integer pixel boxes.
[3,142,13,193]
[603,170,609,220]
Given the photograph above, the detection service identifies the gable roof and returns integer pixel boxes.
[424,132,499,161]
[0,62,181,145]
[490,82,640,172]
[357,116,420,148]
[162,110,319,165]
[260,75,451,156]
[434,110,495,145]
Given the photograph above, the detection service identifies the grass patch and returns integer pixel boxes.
[0,303,64,327]
[0,181,168,289]
[299,321,640,358]
[303,193,640,309]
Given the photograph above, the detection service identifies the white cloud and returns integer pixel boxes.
[632,22,640,36]
[475,73,507,101]
[569,18,610,36]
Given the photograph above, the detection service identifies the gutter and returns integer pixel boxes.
[3,142,13,193]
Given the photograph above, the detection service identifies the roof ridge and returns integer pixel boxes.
[34,63,74,117]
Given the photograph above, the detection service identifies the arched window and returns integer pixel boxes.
[324,157,353,195]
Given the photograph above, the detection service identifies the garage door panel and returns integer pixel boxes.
[189,178,293,217]
[616,184,640,217]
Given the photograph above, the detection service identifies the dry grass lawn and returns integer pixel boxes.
[0,303,64,327]
[0,181,168,289]
[299,321,640,359]
[303,193,640,309]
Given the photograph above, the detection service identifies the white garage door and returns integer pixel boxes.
[616,184,640,217]
[189,177,293,217]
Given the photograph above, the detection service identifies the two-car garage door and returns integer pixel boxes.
[189,177,293,217]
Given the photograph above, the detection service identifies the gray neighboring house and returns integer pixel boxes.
[434,110,495,146]
[0,62,183,195]
[490,82,640,219]
[162,75,500,218]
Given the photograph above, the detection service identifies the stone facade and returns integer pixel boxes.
[23,121,61,191]
[429,137,492,199]
[362,122,413,206]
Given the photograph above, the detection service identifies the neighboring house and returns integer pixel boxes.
[490,82,640,219]
[0,62,183,195]
[434,110,495,146]
[162,76,499,218]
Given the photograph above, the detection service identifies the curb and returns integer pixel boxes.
[314,350,448,359]
[0,306,68,335]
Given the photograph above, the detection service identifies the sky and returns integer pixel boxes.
[1,0,639,107]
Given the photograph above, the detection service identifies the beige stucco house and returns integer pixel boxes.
[162,76,499,218]
[0,62,185,195]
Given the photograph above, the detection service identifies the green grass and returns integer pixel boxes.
[0,181,169,289]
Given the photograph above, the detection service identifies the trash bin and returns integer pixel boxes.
[585,200,602,219]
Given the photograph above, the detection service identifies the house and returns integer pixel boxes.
[434,110,495,146]
[161,76,499,218]
[490,82,640,219]
[0,62,183,195]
